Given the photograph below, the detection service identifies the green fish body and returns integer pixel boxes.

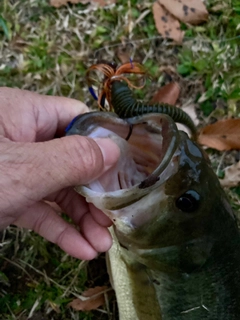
[66,112,240,320]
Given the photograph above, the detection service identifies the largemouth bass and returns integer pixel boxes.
[66,112,240,320]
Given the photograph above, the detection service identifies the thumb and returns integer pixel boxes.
[32,135,120,193]
[1,136,120,208]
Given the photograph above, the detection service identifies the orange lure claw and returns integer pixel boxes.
[86,62,147,111]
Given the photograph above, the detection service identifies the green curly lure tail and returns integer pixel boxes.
[111,81,197,137]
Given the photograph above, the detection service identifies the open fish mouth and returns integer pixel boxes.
[66,112,180,229]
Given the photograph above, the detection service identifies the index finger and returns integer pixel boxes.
[32,93,90,140]
[0,87,89,142]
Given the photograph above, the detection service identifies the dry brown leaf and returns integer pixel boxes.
[50,0,115,8]
[220,162,240,188]
[50,0,84,7]
[82,286,109,298]
[9,36,28,52]
[198,119,240,151]
[159,0,208,25]
[68,296,104,312]
[116,47,132,64]
[68,286,108,311]
[151,82,180,105]
[152,1,184,43]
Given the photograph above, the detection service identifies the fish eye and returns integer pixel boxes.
[175,190,200,213]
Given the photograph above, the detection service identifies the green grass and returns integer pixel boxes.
[0,0,240,319]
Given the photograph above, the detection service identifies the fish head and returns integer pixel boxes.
[66,112,236,271]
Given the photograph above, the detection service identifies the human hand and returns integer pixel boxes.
[0,87,120,260]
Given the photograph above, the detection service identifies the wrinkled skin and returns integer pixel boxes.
[67,112,240,320]
[0,88,119,260]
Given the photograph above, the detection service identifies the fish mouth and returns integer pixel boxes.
[66,112,180,213]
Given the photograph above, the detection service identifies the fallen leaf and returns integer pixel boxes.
[220,162,240,188]
[159,0,208,25]
[82,286,109,298]
[116,46,132,64]
[151,82,180,105]
[68,286,108,311]
[152,1,184,43]
[50,0,83,7]
[9,36,28,52]
[198,119,240,151]
[50,0,115,8]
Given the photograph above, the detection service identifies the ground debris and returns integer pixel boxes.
[198,119,240,151]
[50,0,115,8]
[152,1,184,44]
[152,0,208,42]
[68,285,110,311]
[150,82,180,105]
[159,0,208,24]
[220,162,240,188]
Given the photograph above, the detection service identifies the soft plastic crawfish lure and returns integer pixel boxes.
[86,62,197,136]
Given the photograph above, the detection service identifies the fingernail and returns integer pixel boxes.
[94,138,120,170]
